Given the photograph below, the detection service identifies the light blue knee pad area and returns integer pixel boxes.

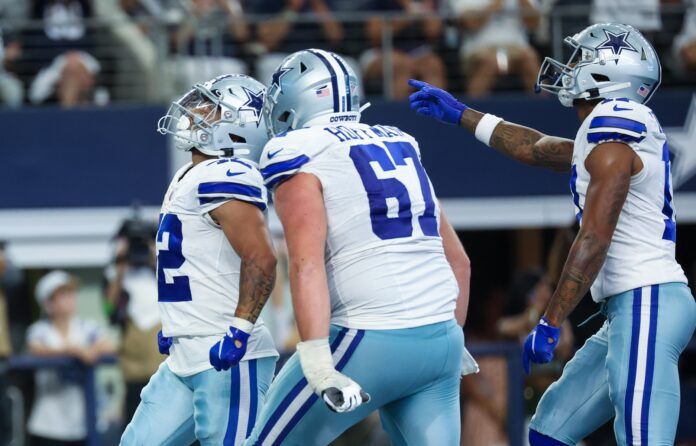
[246,320,465,446]
[121,356,276,446]
[530,282,696,446]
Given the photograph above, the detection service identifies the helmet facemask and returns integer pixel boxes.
[158,83,261,158]
[537,36,629,107]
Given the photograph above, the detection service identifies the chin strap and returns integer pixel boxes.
[577,81,632,100]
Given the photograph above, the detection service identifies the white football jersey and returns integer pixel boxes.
[157,158,277,376]
[260,118,459,330]
[572,98,687,301]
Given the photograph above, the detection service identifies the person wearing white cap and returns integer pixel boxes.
[25,270,114,446]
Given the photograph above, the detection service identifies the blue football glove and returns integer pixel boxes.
[209,318,252,371]
[408,79,468,125]
[522,317,560,374]
[157,330,173,355]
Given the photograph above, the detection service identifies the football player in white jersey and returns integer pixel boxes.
[410,22,696,446]
[120,74,279,446]
[244,49,478,446]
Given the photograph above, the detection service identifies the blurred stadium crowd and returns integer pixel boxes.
[0,0,695,108]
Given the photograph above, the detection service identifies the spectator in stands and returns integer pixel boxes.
[447,0,540,97]
[673,0,696,74]
[26,0,105,107]
[591,0,662,33]
[497,268,574,402]
[103,217,163,428]
[166,0,250,93]
[250,0,346,85]
[0,243,11,364]
[26,270,114,446]
[361,0,446,99]
[459,288,508,445]
[0,30,24,107]
[0,242,12,446]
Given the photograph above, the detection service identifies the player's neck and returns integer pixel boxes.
[191,149,215,166]
[575,100,601,122]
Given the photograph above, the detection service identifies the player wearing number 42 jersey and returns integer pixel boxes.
[121,74,278,446]
[244,49,479,446]
[410,23,696,446]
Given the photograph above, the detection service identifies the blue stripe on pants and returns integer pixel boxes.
[625,288,641,445]
[641,286,659,443]
[256,328,349,443]
[247,360,258,438]
[271,330,365,446]
[625,286,659,445]
[224,364,242,445]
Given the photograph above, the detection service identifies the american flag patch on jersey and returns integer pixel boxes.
[315,85,330,98]
[637,85,650,98]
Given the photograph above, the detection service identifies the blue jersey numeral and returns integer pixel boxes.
[661,143,676,242]
[156,213,192,302]
[349,141,438,240]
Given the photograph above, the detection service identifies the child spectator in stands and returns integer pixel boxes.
[250,0,347,85]
[447,0,540,97]
[25,0,104,107]
[26,270,114,446]
[674,0,696,75]
[362,0,446,99]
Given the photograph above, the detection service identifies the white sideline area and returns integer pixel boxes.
[2,193,696,268]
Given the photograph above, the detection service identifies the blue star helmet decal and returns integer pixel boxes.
[270,67,292,94]
[597,30,637,56]
[240,87,264,126]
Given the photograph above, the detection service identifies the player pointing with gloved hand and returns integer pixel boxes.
[409,22,695,446]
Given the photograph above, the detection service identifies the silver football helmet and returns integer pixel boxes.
[264,49,363,136]
[537,23,661,107]
[157,74,269,162]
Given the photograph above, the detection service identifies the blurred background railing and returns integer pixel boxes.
[1,1,694,107]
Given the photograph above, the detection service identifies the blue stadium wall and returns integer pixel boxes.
[2,91,695,207]
[1,91,695,266]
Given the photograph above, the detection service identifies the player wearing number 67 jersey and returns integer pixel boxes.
[244,49,478,446]
[410,23,696,446]
[121,74,279,446]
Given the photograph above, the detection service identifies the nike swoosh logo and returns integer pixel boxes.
[226,170,244,177]
[613,105,632,111]
[267,148,283,159]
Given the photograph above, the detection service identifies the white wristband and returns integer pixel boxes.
[230,316,254,334]
[297,338,335,393]
[474,113,504,147]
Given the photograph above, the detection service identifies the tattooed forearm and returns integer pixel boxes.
[531,136,575,172]
[543,143,633,326]
[459,109,573,172]
[543,231,609,326]
[235,258,276,324]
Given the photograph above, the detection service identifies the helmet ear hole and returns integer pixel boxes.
[228,133,246,143]
[591,73,610,82]
[279,111,291,123]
